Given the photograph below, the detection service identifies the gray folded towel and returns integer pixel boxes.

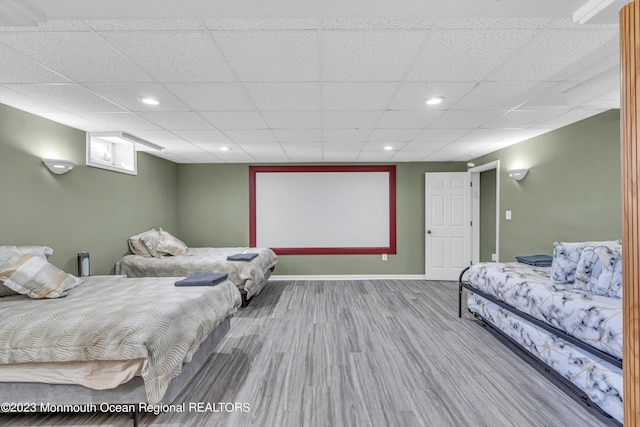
[227,253,259,262]
[515,255,553,267]
[175,272,228,286]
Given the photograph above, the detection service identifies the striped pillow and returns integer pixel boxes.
[128,229,158,257]
[0,246,54,297]
[156,229,190,257]
[0,254,83,299]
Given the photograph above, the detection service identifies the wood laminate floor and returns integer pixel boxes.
[2,280,618,426]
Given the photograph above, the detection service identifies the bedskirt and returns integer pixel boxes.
[468,292,623,423]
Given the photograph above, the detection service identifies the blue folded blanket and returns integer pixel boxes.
[515,255,553,267]
[175,272,228,287]
[227,253,259,262]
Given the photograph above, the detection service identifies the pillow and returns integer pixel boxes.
[156,228,190,257]
[550,241,619,284]
[0,245,53,263]
[0,245,53,297]
[128,229,159,258]
[575,244,623,298]
[0,254,83,299]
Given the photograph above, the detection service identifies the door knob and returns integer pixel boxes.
[427,230,432,234]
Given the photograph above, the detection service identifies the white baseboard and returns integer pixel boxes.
[269,274,428,281]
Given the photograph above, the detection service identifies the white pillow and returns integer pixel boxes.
[156,228,190,257]
[0,245,54,297]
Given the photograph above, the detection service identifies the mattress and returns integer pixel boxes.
[116,247,278,299]
[0,275,241,404]
[468,292,623,423]
[467,262,622,359]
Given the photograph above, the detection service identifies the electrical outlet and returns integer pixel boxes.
[382,254,388,261]
[491,253,497,261]
[505,210,512,220]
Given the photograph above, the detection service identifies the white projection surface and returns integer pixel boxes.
[252,167,395,254]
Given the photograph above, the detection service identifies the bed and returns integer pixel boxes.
[0,274,242,422]
[458,261,623,424]
[116,246,278,306]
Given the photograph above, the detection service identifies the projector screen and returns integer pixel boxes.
[249,165,396,255]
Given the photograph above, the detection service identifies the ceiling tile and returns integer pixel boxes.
[412,128,471,142]
[368,129,420,142]
[281,142,322,152]
[406,30,538,81]
[423,150,471,161]
[322,31,427,81]
[213,151,255,162]
[323,129,372,142]
[0,32,152,83]
[321,152,361,162]
[428,110,505,129]
[362,142,407,152]
[263,111,322,129]
[85,83,191,112]
[102,32,235,82]
[272,129,323,142]
[456,128,520,142]
[86,19,204,31]
[377,110,442,129]
[390,151,433,161]
[0,45,70,83]
[138,112,214,130]
[250,153,291,163]
[172,130,231,144]
[452,82,555,111]
[521,82,576,110]
[323,111,381,129]
[287,152,324,162]
[214,31,319,81]
[201,111,267,129]
[206,18,319,31]
[357,151,395,161]
[322,18,434,30]
[323,142,365,151]
[238,142,284,153]
[6,83,125,112]
[0,20,90,32]
[482,109,562,129]
[388,82,477,110]
[434,17,550,30]
[0,86,64,113]
[36,112,112,132]
[323,82,397,110]
[244,82,321,111]
[488,29,618,82]
[166,83,255,111]
[225,130,276,143]
[76,112,160,131]
[532,109,604,129]
[403,141,450,151]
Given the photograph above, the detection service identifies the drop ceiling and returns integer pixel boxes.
[0,0,624,163]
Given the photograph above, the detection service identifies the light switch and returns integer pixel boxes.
[382,254,388,261]
[506,210,512,220]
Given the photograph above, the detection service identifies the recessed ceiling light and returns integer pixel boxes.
[425,97,444,105]
[141,97,159,106]
[219,146,230,151]
[383,145,394,151]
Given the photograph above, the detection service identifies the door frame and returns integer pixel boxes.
[468,160,500,263]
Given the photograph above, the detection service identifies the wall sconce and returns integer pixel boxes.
[42,158,77,175]
[508,168,529,181]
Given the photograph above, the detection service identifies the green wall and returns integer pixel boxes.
[473,109,621,262]
[479,169,497,262]
[0,103,178,275]
[177,162,466,275]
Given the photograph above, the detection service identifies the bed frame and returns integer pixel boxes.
[457,266,622,425]
[240,266,274,307]
[0,317,231,427]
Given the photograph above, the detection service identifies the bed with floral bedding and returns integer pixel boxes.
[458,241,623,424]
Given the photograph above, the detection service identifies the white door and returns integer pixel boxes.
[425,172,471,280]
